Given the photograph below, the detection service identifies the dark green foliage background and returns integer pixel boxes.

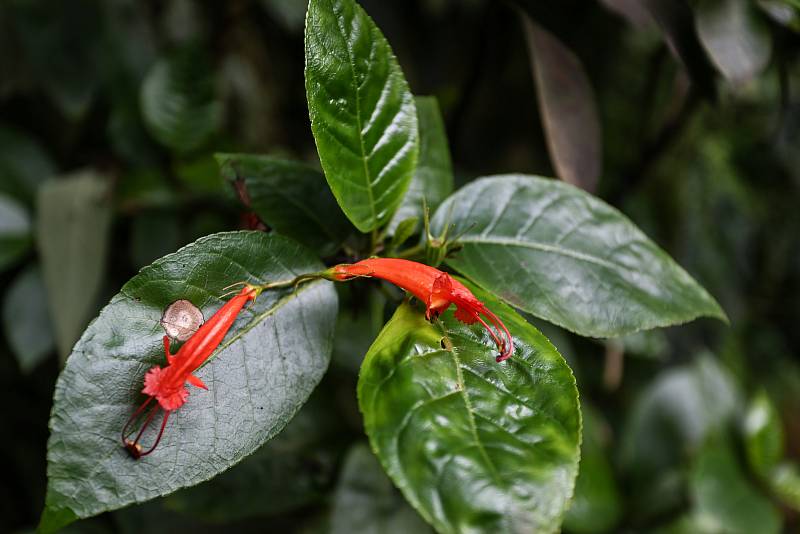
[1,0,800,532]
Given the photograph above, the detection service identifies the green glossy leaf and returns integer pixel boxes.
[359,281,581,534]
[0,125,56,204]
[305,0,419,232]
[217,153,354,256]
[36,171,112,360]
[330,443,433,534]
[743,390,784,477]
[520,16,601,193]
[2,266,54,373]
[697,0,772,84]
[430,175,726,338]
[0,193,31,271]
[140,46,222,152]
[563,405,621,534]
[620,355,740,479]
[165,389,342,522]
[40,232,337,533]
[689,438,781,534]
[388,96,453,234]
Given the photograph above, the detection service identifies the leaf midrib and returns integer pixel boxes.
[448,346,503,485]
[456,235,620,271]
[336,8,377,228]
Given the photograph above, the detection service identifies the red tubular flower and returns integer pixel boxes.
[121,285,259,459]
[329,258,513,362]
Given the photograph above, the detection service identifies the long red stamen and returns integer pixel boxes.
[137,411,170,458]
[121,396,153,444]
[471,311,505,352]
[481,307,514,362]
[132,401,159,445]
[121,396,171,459]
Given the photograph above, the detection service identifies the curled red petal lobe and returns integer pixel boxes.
[186,373,208,390]
[454,306,478,324]
[428,273,454,318]
[157,387,189,411]
[435,275,513,361]
[142,366,189,410]
[142,366,164,397]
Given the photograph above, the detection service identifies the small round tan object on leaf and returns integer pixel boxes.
[161,300,204,341]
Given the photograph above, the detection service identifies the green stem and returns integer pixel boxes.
[256,271,328,292]
[391,243,425,260]
[369,227,382,256]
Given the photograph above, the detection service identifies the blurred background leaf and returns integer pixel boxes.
[0,125,55,205]
[0,194,32,272]
[2,266,54,374]
[140,46,222,153]
[696,0,772,85]
[688,437,781,534]
[36,171,111,361]
[387,95,453,234]
[520,13,602,192]
[641,0,719,100]
[329,443,432,534]
[563,404,622,534]
[743,390,784,478]
[620,355,741,480]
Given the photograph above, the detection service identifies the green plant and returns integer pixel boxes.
[2,0,799,533]
[37,0,729,532]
